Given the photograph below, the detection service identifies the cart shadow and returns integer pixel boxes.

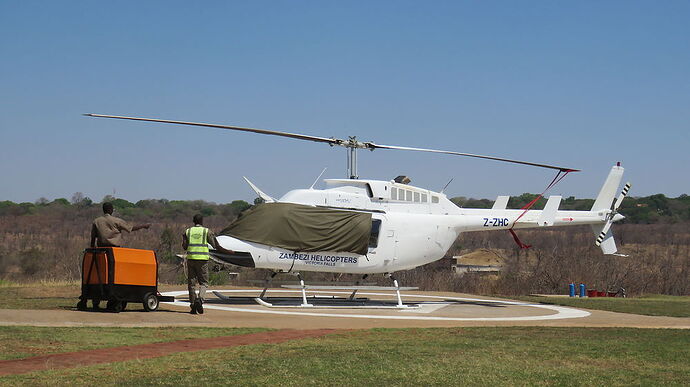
[68,306,197,314]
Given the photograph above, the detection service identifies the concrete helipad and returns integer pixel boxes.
[1,288,688,329]
[165,289,591,322]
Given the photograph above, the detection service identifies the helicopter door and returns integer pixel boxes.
[367,216,388,260]
[370,215,396,266]
[368,219,382,251]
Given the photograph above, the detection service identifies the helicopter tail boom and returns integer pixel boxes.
[454,164,630,255]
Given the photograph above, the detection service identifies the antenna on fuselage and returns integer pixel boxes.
[440,178,454,194]
[310,167,328,190]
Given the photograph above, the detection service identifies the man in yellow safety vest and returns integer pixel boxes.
[182,214,219,315]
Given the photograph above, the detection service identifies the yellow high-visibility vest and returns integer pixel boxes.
[186,226,209,260]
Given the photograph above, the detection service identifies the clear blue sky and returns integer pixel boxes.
[1,1,688,204]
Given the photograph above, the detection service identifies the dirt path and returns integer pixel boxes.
[0,329,340,376]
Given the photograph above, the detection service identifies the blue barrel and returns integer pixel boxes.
[579,283,586,297]
[569,283,575,297]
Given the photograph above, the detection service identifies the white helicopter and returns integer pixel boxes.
[86,114,631,307]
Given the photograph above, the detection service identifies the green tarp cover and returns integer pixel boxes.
[220,203,372,255]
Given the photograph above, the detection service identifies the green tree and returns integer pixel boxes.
[111,198,135,209]
[50,198,70,206]
[221,200,251,219]
[71,192,92,207]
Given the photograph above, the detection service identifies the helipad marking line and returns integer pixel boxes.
[162,290,590,321]
[399,303,449,314]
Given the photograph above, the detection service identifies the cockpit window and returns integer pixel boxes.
[369,219,382,248]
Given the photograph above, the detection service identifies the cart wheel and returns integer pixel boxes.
[76,299,87,311]
[106,300,124,313]
[143,293,159,312]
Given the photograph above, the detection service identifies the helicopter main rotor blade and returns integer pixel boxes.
[366,143,579,172]
[84,114,340,146]
[85,113,579,172]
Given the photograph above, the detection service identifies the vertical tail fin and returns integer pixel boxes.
[591,164,625,211]
[590,163,631,255]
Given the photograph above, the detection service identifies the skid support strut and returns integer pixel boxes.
[259,272,278,299]
[386,273,405,308]
[349,274,368,301]
[295,273,313,307]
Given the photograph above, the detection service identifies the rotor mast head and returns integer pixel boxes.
[328,136,374,179]
[341,136,368,179]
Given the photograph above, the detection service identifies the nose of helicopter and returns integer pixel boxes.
[210,235,255,267]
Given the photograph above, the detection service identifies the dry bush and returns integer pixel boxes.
[0,209,687,296]
[401,224,689,296]
[0,208,232,283]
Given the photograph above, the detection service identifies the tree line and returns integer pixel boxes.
[1,191,689,224]
[0,192,258,220]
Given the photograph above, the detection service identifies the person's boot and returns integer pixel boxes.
[196,300,204,315]
[190,301,197,314]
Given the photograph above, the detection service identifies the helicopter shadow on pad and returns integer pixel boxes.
[210,294,410,308]
[205,294,507,308]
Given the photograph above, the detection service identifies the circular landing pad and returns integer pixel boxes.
[162,289,590,322]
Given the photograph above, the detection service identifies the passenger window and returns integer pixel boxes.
[422,193,427,202]
[432,196,439,203]
[414,192,420,202]
[369,219,382,248]
[391,187,397,200]
[406,190,412,201]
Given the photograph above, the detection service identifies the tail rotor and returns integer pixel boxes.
[595,182,631,246]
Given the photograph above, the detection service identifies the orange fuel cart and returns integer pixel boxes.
[77,247,174,312]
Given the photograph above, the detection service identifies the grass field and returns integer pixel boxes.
[0,282,79,310]
[0,327,688,386]
[515,294,690,318]
[0,326,267,361]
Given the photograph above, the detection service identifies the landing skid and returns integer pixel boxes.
[253,295,419,309]
[212,291,419,309]
[213,272,420,309]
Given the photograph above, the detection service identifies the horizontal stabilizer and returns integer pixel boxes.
[492,196,510,210]
[538,196,561,226]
